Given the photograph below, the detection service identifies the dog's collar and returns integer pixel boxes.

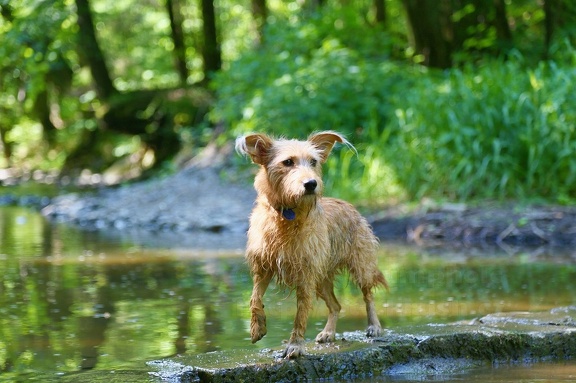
[278,207,296,220]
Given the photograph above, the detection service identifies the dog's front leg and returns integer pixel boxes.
[283,284,313,359]
[250,271,272,343]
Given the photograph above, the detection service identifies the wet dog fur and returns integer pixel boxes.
[236,131,387,358]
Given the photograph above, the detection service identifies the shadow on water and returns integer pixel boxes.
[1,206,576,381]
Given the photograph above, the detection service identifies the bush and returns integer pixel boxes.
[213,15,576,205]
[384,57,576,202]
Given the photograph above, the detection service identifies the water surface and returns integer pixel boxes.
[1,206,575,382]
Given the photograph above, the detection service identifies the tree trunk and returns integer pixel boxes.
[373,0,386,25]
[32,90,58,145]
[75,0,116,100]
[166,0,188,84]
[493,0,512,43]
[0,124,12,165]
[403,0,516,67]
[543,0,553,60]
[251,0,267,44]
[402,0,453,68]
[200,0,221,79]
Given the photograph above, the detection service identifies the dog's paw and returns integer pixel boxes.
[315,330,336,343]
[282,341,305,359]
[250,313,267,343]
[366,324,382,338]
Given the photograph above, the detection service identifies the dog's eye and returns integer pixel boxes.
[282,159,294,167]
[310,159,317,167]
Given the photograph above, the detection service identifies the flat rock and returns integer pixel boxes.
[57,307,576,382]
[142,307,576,382]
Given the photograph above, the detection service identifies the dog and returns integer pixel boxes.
[235,131,387,359]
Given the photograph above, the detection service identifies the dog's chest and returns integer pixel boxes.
[273,236,329,285]
[263,223,331,284]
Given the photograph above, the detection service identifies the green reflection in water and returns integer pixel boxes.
[1,206,576,381]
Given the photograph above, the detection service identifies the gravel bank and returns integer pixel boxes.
[42,166,255,237]
[4,162,576,251]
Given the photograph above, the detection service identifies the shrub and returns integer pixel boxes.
[384,58,576,201]
[213,16,576,205]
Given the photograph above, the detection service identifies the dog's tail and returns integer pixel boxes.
[375,270,390,292]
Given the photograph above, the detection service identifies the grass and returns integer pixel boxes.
[217,51,576,206]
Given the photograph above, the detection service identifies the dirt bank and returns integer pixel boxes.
[2,162,575,250]
[370,202,576,249]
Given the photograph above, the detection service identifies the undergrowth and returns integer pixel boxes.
[212,16,576,206]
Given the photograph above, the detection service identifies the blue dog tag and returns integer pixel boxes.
[282,208,296,220]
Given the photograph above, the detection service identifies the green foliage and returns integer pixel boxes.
[2,0,576,205]
[0,0,256,173]
[213,10,576,204]
[211,7,410,205]
[0,0,75,169]
[92,0,180,90]
[211,4,398,131]
[383,56,576,201]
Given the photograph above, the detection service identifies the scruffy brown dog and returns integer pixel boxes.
[236,131,387,359]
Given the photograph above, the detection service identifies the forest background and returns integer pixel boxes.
[1,0,576,207]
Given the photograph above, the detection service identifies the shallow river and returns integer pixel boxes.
[1,206,576,382]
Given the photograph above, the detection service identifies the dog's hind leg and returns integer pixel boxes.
[315,278,341,343]
[349,257,387,338]
[362,284,383,337]
[249,271,272,343]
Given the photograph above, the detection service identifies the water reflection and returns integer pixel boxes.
[1,206,576,381]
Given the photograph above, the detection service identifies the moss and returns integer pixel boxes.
[59,370,153,383]
[417,332,531,361]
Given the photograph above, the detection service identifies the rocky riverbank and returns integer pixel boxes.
[41,166,255,235]
[370,201,576,249]
[2,163,576,251]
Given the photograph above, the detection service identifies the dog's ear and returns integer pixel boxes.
[308,131,351,163]
[235,133,274,165]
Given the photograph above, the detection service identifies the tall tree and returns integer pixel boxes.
[402,0,452,68]
[493,0,512,46]
[70,0,212,171]
[0,3,15,164]
[541,0,576,59]
[251,0,267,44]
[166,0,188,84]
[200,0,221,78]
[373,0,386,25]
[75,0,116,100]
[402,0,514,68]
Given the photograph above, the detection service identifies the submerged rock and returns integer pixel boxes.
[145,307,576,382]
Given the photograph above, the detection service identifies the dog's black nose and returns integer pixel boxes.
[304,179,317,192]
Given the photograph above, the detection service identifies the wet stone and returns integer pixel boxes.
[144,307,576,382]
